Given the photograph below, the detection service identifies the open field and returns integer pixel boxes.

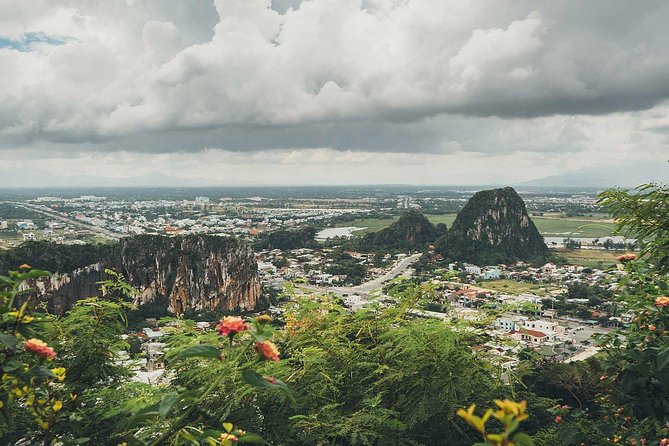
[335,214,616,238]
[478,279,562,296]
[553,248,629,268]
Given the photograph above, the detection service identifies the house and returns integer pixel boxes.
[464,264,482,275]
[494,317,519,332]
[483,268,501,280]
[142,327,164,340]
[513,328,551,345]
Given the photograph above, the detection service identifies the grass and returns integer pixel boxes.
[334,214,616,238]
[478,279,552,296]
[554,248,628,269]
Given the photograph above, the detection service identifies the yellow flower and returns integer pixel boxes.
[51,367,66,382]
[457,404,492,435]
[52,400,63,412]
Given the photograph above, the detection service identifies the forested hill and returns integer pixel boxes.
[438,186,548,264]
[357,210,445,251]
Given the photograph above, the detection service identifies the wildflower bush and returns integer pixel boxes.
[0,266,71,444]
[457,400,533,446]
[121,314,292,445]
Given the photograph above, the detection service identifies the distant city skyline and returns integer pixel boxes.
[2,1,669,186]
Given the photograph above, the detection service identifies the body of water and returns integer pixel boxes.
[315,226,365,241]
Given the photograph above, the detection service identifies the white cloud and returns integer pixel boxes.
[0,0,668,185]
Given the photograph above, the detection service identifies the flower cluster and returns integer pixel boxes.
[655,296,669,308]
[617,253,637,262]
[216,316,249,337]
[24,338,57,360]
[255,341,280,362]
[457,400,530,446]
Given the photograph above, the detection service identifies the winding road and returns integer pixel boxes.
[299,253,421,299]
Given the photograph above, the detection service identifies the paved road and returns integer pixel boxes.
[300,253,422,298]
[15,203,122,240]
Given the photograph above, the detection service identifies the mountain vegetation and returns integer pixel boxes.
[1,181,669,445]
[438,187,549,265]
[255,226,319,250]
[356,210,443,251]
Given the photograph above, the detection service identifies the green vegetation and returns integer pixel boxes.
[335,214,615,238]
[2,181,669,446]
[553,247,626,269]
[255,226,318,250]
[0,240,116,274]
[355,210,442,252]
[439,187,549,265]
[478,279,559,297]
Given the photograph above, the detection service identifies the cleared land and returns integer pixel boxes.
[554,248,628,268]
[478,279,562,296]
[336,214,616,238]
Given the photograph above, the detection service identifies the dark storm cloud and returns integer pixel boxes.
[1,0,669,156]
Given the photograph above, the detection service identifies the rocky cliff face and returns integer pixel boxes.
[438,187,548,264]
[18,235,261,315]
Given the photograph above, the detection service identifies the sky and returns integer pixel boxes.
[1,0,669,187]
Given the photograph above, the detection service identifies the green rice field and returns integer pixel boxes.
[335,214,617,238]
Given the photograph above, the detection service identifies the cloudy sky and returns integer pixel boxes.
[1,0,669,186]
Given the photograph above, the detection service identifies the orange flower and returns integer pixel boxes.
[19,263,31,269]
[616,253,637,262]
[255,341,280,362]
[24,338,56,360]
[216,317,249,337]
[656,296,669,308]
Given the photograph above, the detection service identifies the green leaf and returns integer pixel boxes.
[512,432,534,446]
[0,333,17,349]
[240,369,296,405]
[238,433,269,444]
[62,438,90,445]
[159,393,180,418]
[200,429,222,440]
[2,359,23,373]
[657,346,669,371]
[176,344,222,360]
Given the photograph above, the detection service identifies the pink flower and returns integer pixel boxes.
[24,338,56,360]
[648,325,657,331]
[554,415,562,423]
[255,341,280,362]
[216,317,249,337]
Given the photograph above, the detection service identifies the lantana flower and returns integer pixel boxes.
[255,341,280,362]
[656,296,669,308]
[616,253,637,262]
[216,317,249,337]
[24,339,56,360]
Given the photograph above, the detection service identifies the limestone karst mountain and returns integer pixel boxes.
[438,187,548,264]
[1,235,261,315]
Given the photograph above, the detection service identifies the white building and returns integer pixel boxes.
[483,268,501,280]
[464,264,482,275]
[0,221,7,229]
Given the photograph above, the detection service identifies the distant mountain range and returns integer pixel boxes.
[519,161,669,188]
